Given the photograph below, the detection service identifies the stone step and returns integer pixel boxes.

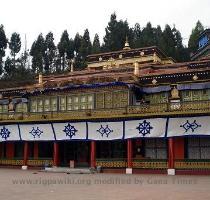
[43,167,96,174]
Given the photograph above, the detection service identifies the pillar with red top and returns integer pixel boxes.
[90,141,96,168]
[168,138,175,175]
[22,141,29,170]
[53,142,59,167]
[126,139,133,174]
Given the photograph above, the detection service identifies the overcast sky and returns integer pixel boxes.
[0,0,209,50]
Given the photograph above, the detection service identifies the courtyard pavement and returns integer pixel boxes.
[0,168,210,200]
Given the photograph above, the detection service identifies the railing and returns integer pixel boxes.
[0,159,24,166]
[0,158,53,167]
[1,100,210,122]
[96,158,127,168]
[175,159,210,170]
[132,159,168,169]
[27,158,53,167]
[95,158,168,169]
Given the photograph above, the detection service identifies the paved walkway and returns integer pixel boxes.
[0,169,210,200]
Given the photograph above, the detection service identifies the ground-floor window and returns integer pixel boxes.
[38,142,53,158]
[96,141,126,159]
[14,142,24,158]
[144,138,167,159]
[186,137,210,159]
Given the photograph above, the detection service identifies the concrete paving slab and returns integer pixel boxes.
[0,168,210,200]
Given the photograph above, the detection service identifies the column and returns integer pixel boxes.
[53,142,59,167]
[23,142,29,167]
[168,138,175,175]
[126,139,133,174]
[90,141,96,168]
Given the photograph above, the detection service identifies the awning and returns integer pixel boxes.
[0,99,9,105]
[12,98,28,104]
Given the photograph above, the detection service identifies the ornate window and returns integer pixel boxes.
[16,103,28,113]
[44,98,50,112]
[51,97,57,111]
[30,99,37,112]
[187,137,210,159]
[96,90,129,109]
[182,90,209,101]
[144,138,167,159]
[59,96,66,111]
[0,105,8,113]
[37,99,43,112]
[67,96,73,110]
[145,92,168,104]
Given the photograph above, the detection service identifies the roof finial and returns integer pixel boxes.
[123,35,131,50]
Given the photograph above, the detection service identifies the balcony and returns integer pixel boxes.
[0,100,210,123]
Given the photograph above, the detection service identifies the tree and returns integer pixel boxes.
[154,25,164,49]
[9,32,21,68]
[79,29,92,68]
[188,20,204,54]
[103,13,133,51]
[0,25,7,75]
[73,33,83,69]
[44,32,56,73]
[172,27,190,61]
[162,24,176,58]
[92,33,101,54]
[57,30,74,71]
[133,23,142,48]
[4,57,12,77]
[30,34,45,73]
[141,22,156,47]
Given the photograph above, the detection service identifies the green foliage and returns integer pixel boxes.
[92,34,101,54]
[0,13,204,82]
[57,30,74,71]
[9,32,21,58]
[0,25,7,75]
[4,57,12,76]
[4,32,23,77]
[78,29,92,69]
[44,32,56,73]
[141,22,156,47]
[133,23,142,48]
[103,13,133,51]
[188,20,204,54]
[30,34,45,73]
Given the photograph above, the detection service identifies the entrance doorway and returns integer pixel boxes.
[59,141,90,167]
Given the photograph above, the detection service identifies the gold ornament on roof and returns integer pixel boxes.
[152,79,157,85]
[123,36,131,50]
[171,86,180,99]
[193,74,198,81]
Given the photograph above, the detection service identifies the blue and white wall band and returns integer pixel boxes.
[124,118,167,139]
[0,125,20,141]
[19,124,55,141]
[53,122,87,140]
[167,116,210,137]
[88,121,124,140]
[1,116,210,141]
